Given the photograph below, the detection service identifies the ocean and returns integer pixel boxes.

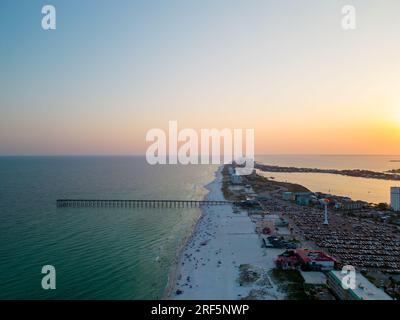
[0,156,217,299]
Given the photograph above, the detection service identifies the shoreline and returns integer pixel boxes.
[255,162,400,181]
[163,165,222,299]
[166,165,284,300]
[256,169,395,205]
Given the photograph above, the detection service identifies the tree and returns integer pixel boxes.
[377,203,390,211]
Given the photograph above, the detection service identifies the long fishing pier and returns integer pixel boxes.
[56,199,236,208]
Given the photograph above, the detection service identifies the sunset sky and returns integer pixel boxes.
[1,0,400,155]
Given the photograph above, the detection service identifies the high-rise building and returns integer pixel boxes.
[390,187,400,211]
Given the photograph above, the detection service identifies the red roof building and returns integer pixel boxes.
[295,249,336,271]
[275,249,336,271]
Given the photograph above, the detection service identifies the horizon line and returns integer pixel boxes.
[1,153,400,157]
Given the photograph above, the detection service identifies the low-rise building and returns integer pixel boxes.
[335,200,366,211]
[230,174,242,185]
[296,249,336,271]
[265,236,297,249]
[276,249,335,271]
[391,187,400,212]
[296,195,311,206]
[327,270,393,300]
[294,192,313,206]
[282,192,295,201]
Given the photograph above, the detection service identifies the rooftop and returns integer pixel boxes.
[330,270,393,300]
[296,249,336,263]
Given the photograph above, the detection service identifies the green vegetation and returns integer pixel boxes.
[376,202,390,211]
[269,269,330,300]
[237,264,272,287]
[303,283,330,300]
[269,269,310,300]
[238,264,261,285]
[244,171,310,193]
[222,165,309,201]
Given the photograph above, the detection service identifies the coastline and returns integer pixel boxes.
[164,165,222,299]
[166,165,284,300]
[255,162,400,181]
[257,169,395,205]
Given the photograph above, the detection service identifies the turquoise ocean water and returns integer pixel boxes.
[0,156,216,299]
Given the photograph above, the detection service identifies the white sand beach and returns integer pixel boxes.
[168,166,284,300]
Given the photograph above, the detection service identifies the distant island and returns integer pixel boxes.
[255,163,400,181]
[386,169,400,174]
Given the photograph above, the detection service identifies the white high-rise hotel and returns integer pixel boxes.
[390,187,400,211]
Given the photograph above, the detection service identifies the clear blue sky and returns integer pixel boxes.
[1,0,400,155]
